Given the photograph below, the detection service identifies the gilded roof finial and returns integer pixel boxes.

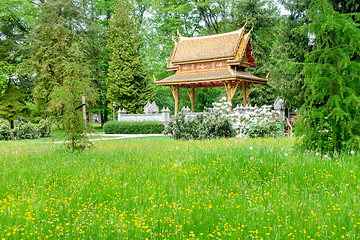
[177,28,182,38]
[153,75,157,83]
[243,17,248,29]
[266,73,269,81]
[172,34,177,44]
[250,22,254,33]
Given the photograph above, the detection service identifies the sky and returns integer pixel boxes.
[276,0,291,15]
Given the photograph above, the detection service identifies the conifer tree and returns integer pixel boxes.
[296,0,360,153]
[26,0,97,149]
[107,0,154,114]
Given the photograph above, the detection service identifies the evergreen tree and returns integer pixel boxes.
[268,15,311,109]
[296,0,360,153]
[0,0,34,126]
[51,41,97,150]
[107,0,154,114]
[26,0,97,149]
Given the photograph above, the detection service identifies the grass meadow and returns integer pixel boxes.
[0,137,359,239]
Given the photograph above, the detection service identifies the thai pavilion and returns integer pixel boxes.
[154,23,267,114]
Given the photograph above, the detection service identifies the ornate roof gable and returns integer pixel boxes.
[167,23,256,70]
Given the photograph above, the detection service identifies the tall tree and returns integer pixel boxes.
[26,0,76,110]
[26,0,97,148]
[51,41,97,150]
[267,14,311,109]
[0,0,35,126]
[230,0,281,107]
[107,0,153,114]
[296,0,360,153]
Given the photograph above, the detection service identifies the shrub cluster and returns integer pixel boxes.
[38,118,52,137]
[164,111,235,140]
[15,122,39,139]
[104,121,164,134]
[232,105,282,138]
[165,99,235,140]
[0,118,53,140]
[0,119,13,140]
[165,97,284,140]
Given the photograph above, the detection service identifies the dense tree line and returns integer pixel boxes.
[1,0,359,151]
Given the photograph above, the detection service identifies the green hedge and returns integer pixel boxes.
[103,121,164,134]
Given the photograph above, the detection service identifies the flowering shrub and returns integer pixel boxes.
[232,105,281,138]
[285,115,296,137]
[164,97,235,140]
[166,97,282,140]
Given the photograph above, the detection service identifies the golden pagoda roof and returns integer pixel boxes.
[155,23,266,88]
[167,23,257,70]
[171,28,245,64]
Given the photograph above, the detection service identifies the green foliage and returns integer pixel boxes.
[296,0,360,154]
[15,122,39,140]
[232,105,282,138]
[164,111,235,140]
[38,118,52,138]
[103,121,164,134]
[51,42,97,150]
[267,16,310,109]
[0,82,27,126]
[25,0,97,149]
[0,118,13,140]
[246,122,282,138]
[107,0,154,114]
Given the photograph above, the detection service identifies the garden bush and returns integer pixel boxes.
[165,98,235,140]
[37,118,52,137]
[15,122,39,139]
[104,121,164,134]
[0,118,13,140]
[232,105,282,138]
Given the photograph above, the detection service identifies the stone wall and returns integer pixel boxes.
[116,97,293,124]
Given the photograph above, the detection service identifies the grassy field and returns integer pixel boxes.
[0,137,359,239]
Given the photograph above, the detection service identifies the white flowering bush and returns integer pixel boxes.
[211,96,232,115]
[165,97,235,140]
[231,105,281,138]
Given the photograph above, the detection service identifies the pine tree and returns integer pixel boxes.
[296,0,360,153]
[107,0,154,114]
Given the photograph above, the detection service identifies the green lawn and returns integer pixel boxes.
[0,137,359,239]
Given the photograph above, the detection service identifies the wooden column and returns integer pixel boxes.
[242,81,254,107]
[223,80,240,110]
[185,84,199,112]
[170,85,180,114]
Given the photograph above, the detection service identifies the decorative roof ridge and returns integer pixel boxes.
[168,21,252,65]
[178,27,244,42]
